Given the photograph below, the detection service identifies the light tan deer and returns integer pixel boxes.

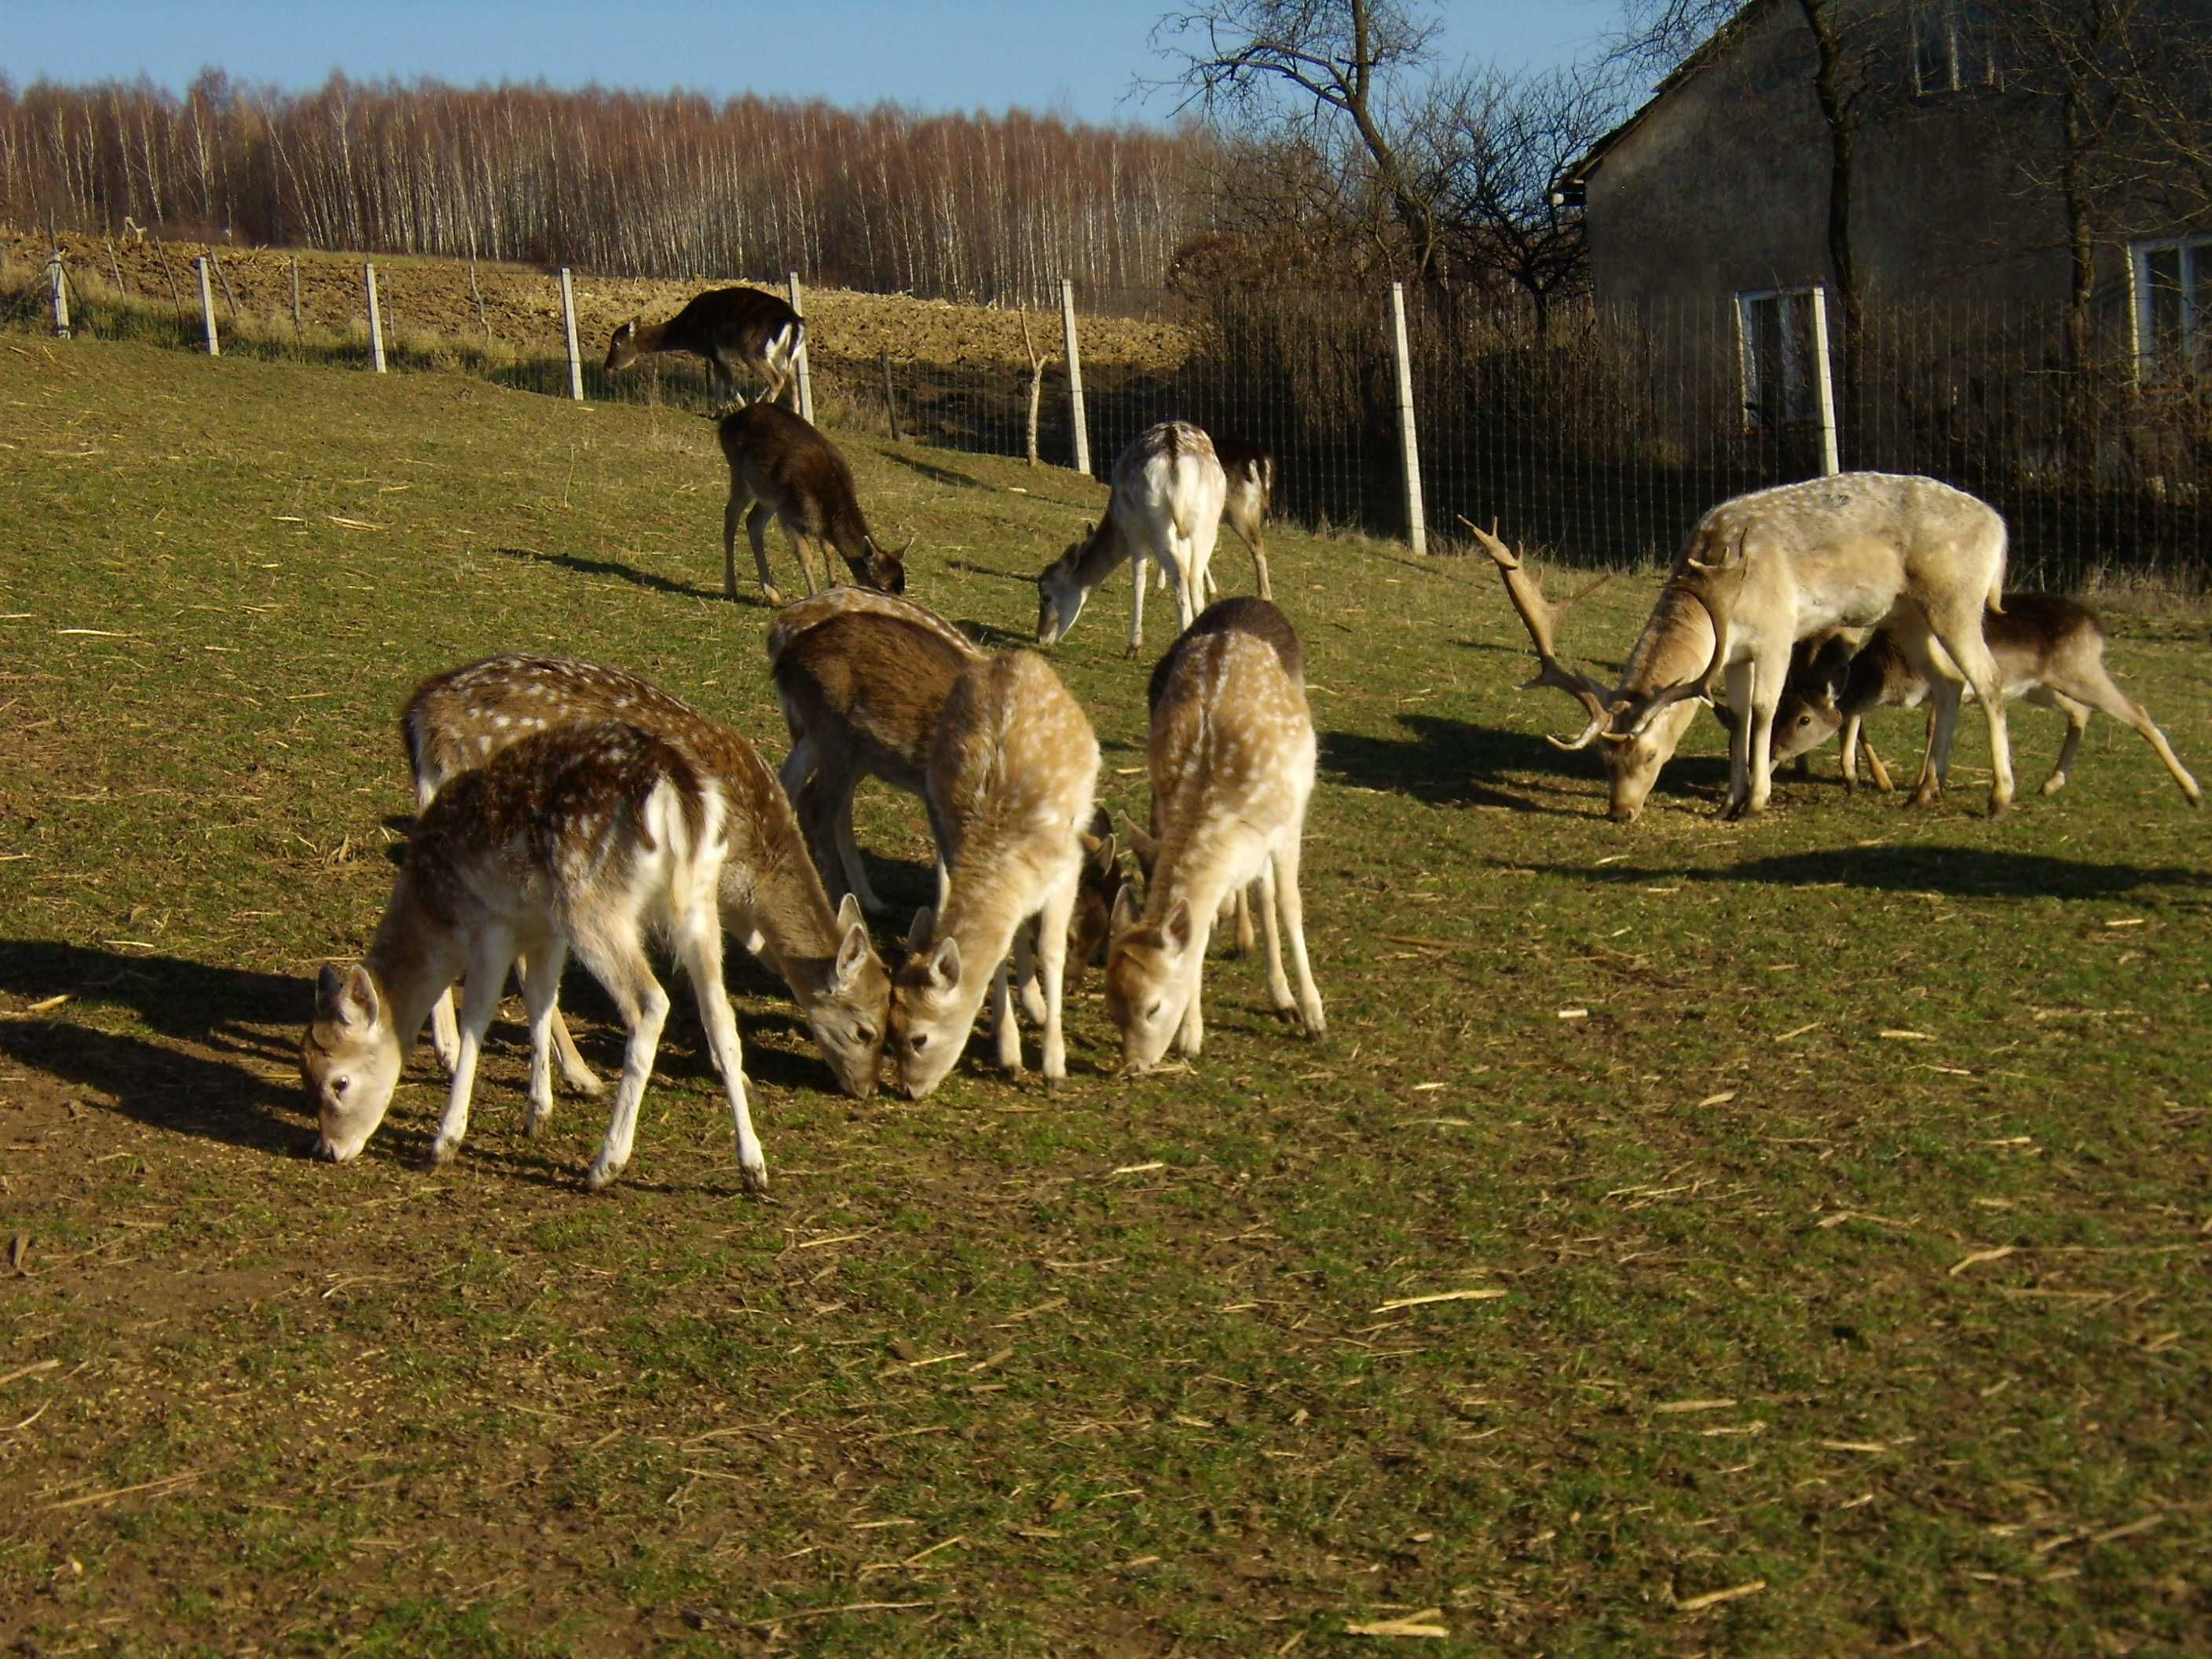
[1035,421,1227,657]
[888,650,1100,1098]
[767,589,1126,1005]
[401,656,889,1102]
[720,405,909,606]
[305,722,769,1192]
[1477,473,2017,820]
[1770,594,2202,806]
[1105,599,1324,1072]
[1212,435,1276,601]
[605,284,804,412]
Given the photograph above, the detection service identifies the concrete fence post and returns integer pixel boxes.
[1389,281,1426,556]
[558,268,584,401]
[1060,278,1090,475]
[786,270,815,423]
[47,252,69,339]
[1809,284,1840,476]
[364,263,386,373]
[194,257,220,357]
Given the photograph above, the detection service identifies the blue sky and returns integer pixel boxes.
[2,2,1622,125]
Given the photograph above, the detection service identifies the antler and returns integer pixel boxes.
[1617,580,1727,738]
[1461,515,1614,751]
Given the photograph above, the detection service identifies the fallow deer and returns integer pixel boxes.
[605,284,804,412]
[1477,473,2017,820]
[306,722,770,1192]
[1105,599,1325,1072]
[720,405,909,606]
[888,650,1100,1098]
[401,656,890,1102]
[1770,594,2202,806]
[766,588,1124,1011]
[1035,421,1227,657]
[1212,436,1276,602]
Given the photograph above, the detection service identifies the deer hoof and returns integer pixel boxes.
[427,1136,460,1170]
[738,1160,769,1197]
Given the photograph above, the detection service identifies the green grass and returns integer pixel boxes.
[1,335,2208,1656]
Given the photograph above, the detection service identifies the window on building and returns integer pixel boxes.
[1914,2,1999,97]
[2133,236,2212,379]
[1736,287,1827,430]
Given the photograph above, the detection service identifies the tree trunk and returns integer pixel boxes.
[1799,0,1862,454]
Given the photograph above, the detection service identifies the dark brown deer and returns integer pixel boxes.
[1770,594,2201,806]
[720,405,908,606]
[604,285,804,412]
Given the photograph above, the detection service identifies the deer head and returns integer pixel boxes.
[863,533,914,596]
[604,319,641,372]
[302,961,405,1163]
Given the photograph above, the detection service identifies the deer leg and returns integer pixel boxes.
[429,985,462,1074]
[745,501,780,605]
[830,776,890,914]
[723,490,745,601]
[2054,665,2202,806]
[1013,920,1049,1025]
[1719,661,1756,818]
[1248,533,1273,602]
[990,955,1023,1075]
[577,931,672,1192]
[1126,550,1147,658]
[2028,688,2082,796]
[1930,610,2014,815]
[672,901,766,1196]
[518,940,569,1138]
[1860,729,1895,793]
[1737,652,1785,819]
[1255,862,1295,1018]
[1034,871,1077,1088]
[1229,884,1256,957]
[430,930,514,1169]
[1187,512,1221,626]
[1268,837,1326,1038]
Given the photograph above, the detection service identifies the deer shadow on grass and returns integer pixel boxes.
[1507,845,2212,903]
[884,453,997,493]
[493,545,731,606]
[1319,714,1732,815]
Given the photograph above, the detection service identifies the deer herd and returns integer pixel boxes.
[305,283,2199,1192]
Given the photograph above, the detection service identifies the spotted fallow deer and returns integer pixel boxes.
[401,656,890,1104]
[305,722,770,1192]
[605,284,804,412]
[1035,421,1227,657]
[767,588,1125,982]
[1769,594,2202,806]
[1105,599,1324,1072]
[888,650,1100,1098]
[1212,435,1276,602]
[720,405,909,606]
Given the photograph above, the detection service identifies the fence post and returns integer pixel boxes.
[786,271,815,423]
[880,351,903,443]
[558,268,584,401]
[291,257,302,337]
[1389,281,1426,556]
[194,256,220,356]
[47,252,69,339]
[364,263,387,373]
[1808,284,1840,475]
[1060,278,1090,476]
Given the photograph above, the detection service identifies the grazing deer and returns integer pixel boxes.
[1770,595,2202,806]
[767,590,1124,1005]
[1477,474,2017,820]
[1212,436,1277,602]
[1106,600,1324,1072]
[605,284,804,412]
[1035,421,1227,657]
[401,656,890,1103]
[305,722,770,1192]
[888,651,1100,1098]
[720,405,908,606]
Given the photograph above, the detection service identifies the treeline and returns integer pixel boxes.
[0,71,1215,301]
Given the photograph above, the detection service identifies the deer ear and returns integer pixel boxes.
[927,936,961,989]
[1110,881,1142,940]
[1087,804,1112,841]
[906,907,935,955]
[319,962,379,1028]
[1122,817,1159,874]
[1090,832,1117,874]
[833,918,871,992]
[1161,898,1193,953]
[835,891,865,932]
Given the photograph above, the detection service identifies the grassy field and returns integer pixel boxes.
[1,335,2208,1657]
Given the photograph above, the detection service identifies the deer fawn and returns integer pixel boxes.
[1106,599,1324,1072]
[305,722,771,1192]
[720,405,908,606]
[888,651,1100,1098]
[767,588,1125,991]
[401,656,890,1102]
[605,284,804,412]
[1771,594,2201,806]
[1035,421,1227,656]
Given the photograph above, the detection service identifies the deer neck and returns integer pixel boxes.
[632,318,673,354]
[1144,804,1247,946]
[1072,512,1133,587]
[1619,584,1716,700]
[932,841,1041,1022]
[363,871,465,1051]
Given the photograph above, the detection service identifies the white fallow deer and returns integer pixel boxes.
[1105,599,1325,1072]
[888,650,1100,1098]
[400,656,890,1105]
[1035,421,1227,657]
[605,284,804,412]
[767,588,1125,981]
[720,405,909,606]
[1769,594,2202,806]
[305,722,771,1192]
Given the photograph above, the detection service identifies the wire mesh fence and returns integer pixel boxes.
[9,236,2207,591]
